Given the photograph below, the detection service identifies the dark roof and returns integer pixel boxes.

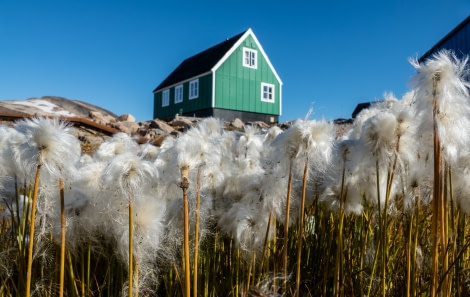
[419,15,470,62]
[352,102,372,118]
[153,30,247,92]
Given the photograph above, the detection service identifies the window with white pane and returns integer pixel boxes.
[175,84,183,103]
[261,83,275,103]
[243,47,257,69]
[189,79,199,99]
[162,89,170,107]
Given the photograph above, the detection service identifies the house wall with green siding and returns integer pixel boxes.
[214,35,280,115]
[153,73,213,119]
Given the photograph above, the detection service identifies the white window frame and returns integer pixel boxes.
[189,79,199,100]
[174,84,183,104]
[261,82,275,103]
[162,89,170,107]
[243,47,257,69]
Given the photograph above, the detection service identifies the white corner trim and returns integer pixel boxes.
[211,70,216,108]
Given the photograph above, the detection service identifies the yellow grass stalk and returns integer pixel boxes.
[381,133,400,297]
[193,166,202,297]
[128,196,134,297]
[431,73,443,297]
[180,165,191,297]
[406,207,414,297]
[59,177,66,297]
[335,157,347,297]
[322,213,334,297]
[366,240,380,297]
[295,157,308,297]
[374,159,386,297]
[67,250,80,296]
[257,211,272,285]
[359,209,372,297]
[235,246,240,297]
[441,165,450,296]
[25,163,41,297]
[246,252,254,292]
[282,161,293,295]
[135,261,139,297]
[411,189,421,297]
[80,247,85,297]
[272,216,277,293]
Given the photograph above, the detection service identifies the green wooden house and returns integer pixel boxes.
[153,28,282,123]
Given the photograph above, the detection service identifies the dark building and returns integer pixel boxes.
[419,15,470,62]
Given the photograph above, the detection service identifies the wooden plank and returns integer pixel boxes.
[0,113,119,136]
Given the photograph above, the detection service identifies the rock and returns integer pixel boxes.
[150,119,174,133]
[77,134,108,154]
[88,111,109,125]
[89,111,104,120]
[112,122,129,134]
[104,115,117,123]
[230,118,245,129]
[170,116,193,129]
[138,121,150,129]
[118,114,135,122]
[247,121,270,130]
[148,128,165,135]
[113,121,140,134]
[170,130,182,137]
[138,129,149,137]
[150,134,169,146]
[279,122,291,130]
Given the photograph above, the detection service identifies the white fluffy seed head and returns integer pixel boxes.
[14,117,81,179]
[410,50,470,165]
[360,111,398,163]
[102,152,158,200]
[94,133,140,161]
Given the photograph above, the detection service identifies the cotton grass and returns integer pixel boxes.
[1,50,470,297]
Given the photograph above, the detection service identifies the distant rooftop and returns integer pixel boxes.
[351,102,372,118]
[419,15,470,62]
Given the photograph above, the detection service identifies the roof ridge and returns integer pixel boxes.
[153,29,248,92]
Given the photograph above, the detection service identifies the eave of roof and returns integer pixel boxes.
[153,30,247,92]
[419,15,470,62]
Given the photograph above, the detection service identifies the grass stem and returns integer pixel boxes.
[59,176,66,297]
[25,163,41,297]
[282,161,293,295]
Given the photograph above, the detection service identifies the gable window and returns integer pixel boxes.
[175,84,183,103]
[162,89,170,107]
[261,83,275,103]
[189,79,199,99]
[243,47,257,69]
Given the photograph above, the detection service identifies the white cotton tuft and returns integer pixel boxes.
[410,50,470,165]
[139,143,160,161]
[194,117,224,137]
[217,190,274,256]
[94,133,140,161]
[102,152,158,199]
[0,125,26,178]
[296,119,336,174]
[361,112,397,160]
[14,117,81,179]
[319,139,366,214]
[237,125,264,161]
[264,126,283,144]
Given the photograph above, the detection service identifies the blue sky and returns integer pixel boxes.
[1,1,469,122]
